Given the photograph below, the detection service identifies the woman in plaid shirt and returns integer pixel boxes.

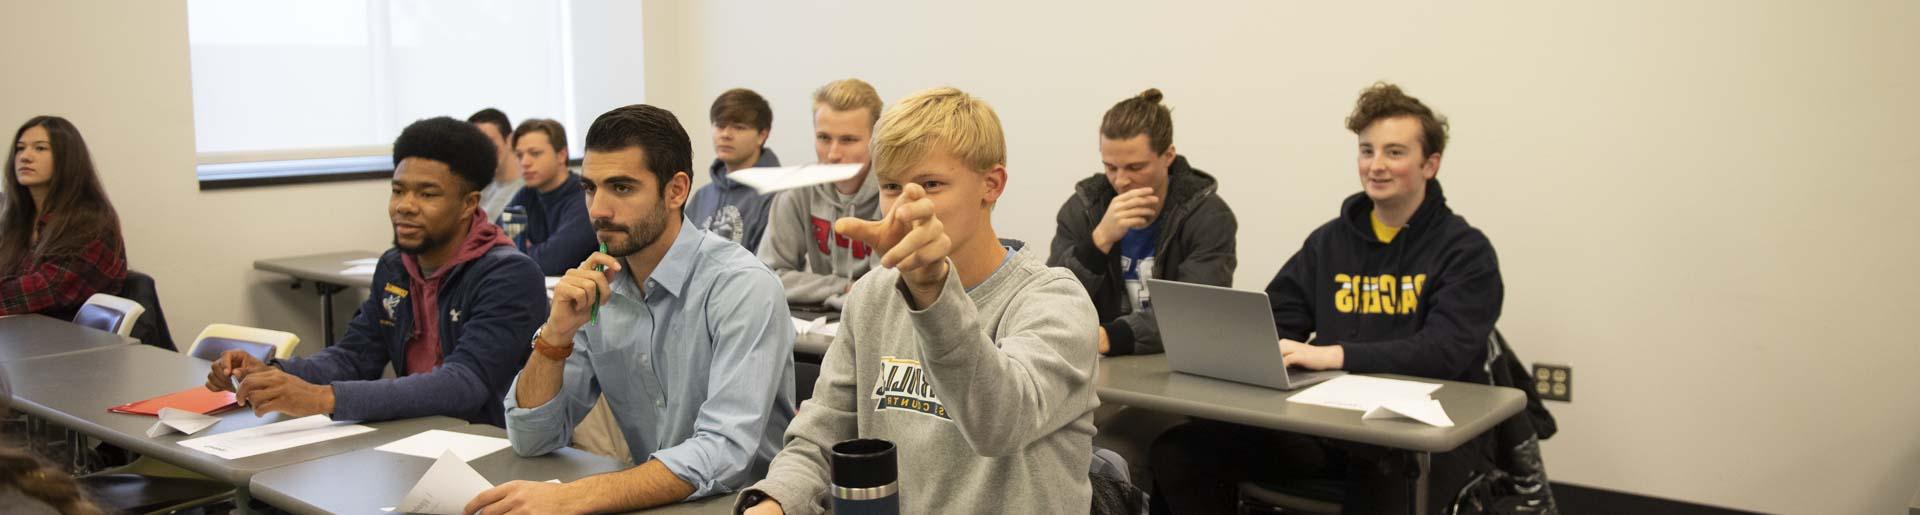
[0,116,126,320]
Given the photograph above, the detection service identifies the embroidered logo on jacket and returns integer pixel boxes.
[1333,273,1427,315]
[871,357,949,420]
[378,284,405,324]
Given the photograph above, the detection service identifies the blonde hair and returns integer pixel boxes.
[871,87,1006,180]
[813,78,884,126]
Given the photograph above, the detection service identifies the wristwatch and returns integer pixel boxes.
[531,325,572,361]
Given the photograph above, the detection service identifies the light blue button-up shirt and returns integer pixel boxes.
[505,220,796,500]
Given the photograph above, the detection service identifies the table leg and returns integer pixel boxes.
[1411,451,1431,515]
[235,486,255,515]
[314,282,346,347]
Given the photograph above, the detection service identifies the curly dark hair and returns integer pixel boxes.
[586,104,692,195]
[391,117,498,193]
[1345,82,1449,157]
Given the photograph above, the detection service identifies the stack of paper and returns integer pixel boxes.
[376,430,511,462]
[394,451,494,514]
[178,415,373,459]
[387,451,563,514]
[1287,375,1455,427]
[790,317,839,338]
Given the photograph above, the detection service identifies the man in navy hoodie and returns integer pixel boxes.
[1150,83,1505,515]
[506,118,598,275]
[206,117,547,426]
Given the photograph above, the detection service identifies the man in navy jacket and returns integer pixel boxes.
[206,117,546,426]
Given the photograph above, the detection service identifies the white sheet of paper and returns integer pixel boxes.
[144,407,222,438]
[177,415,373,460]
[791,317,838,338]
[1362,397,1456,427]
[1286,375,1442,411]
[396,450,494,515]
[726,163,864,194]
[340,264,379,276]
[377,430,512,462]
[343,257,380,266]
[544,276,562,289]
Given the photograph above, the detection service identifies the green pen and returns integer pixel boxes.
[592,242,606,324]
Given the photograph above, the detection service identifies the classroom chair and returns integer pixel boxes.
[72,293,144,338]
[795,360,821,403]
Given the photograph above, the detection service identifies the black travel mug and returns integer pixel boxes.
[830,438,900,514]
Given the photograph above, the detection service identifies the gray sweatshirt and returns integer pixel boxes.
[756,170,881,306]
[739,242,1101,514]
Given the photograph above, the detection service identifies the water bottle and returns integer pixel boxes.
[830,438,900,514]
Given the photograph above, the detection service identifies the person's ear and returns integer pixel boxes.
[666,171,692,210]
[464,187,481,218]
[1422,153,1441,179]
[982,165,1008,205]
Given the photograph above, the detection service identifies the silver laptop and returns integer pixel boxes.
[1145,279,1344,390]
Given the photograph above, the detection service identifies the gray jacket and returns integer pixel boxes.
[756,170,880,306]
[1048,155,1237,355]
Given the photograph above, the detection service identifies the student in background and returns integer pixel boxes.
[468,108,523,221]
[206,117,546,426]
[0,116,127,320]
[504,118,597,275]
[758,78,883,308]
[1150,82,1504,515]
[468,104,794,513]
[687,88,781,253]
[737,87,1100,515]
[1049,88,1238,356]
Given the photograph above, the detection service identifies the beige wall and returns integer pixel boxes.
[647,1,1920,513]
[7,1,1918,513]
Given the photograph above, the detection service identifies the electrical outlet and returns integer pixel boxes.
[1532,363,1572,402]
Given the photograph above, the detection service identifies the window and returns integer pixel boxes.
[188,0,626,187]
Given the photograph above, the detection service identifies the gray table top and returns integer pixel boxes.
[1095,354,1526,453]
[2,344,464,485]
[0,313,132,363]
[251,424,733,515]
[253,250,384,287]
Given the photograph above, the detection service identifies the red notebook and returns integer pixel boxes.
[109,387,238,416]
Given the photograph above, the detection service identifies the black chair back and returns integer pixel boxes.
[118,270,176,351]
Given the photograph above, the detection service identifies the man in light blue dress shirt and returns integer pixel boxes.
[466,104,797,514]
